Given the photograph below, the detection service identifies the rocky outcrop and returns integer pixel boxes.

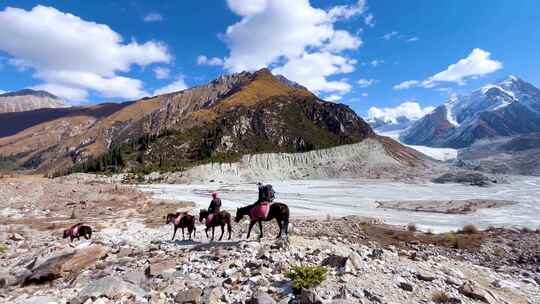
[0,89,69,113]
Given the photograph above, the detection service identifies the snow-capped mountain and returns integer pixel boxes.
[401,76,540,148]
[366,116,415,133]
[0,89,70,113]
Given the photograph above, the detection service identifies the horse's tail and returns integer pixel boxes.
[281,204,290,235]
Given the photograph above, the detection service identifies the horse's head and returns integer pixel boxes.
[234,207,244,223]
[165,213,176,224]
[199,209,208,223]
[62,229,70,239]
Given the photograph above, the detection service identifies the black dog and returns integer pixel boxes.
[63,223,92,242]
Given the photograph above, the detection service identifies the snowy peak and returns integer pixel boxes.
[401,75,540,148]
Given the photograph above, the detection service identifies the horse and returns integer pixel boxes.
[199,209,232,241]
[235,202,289,240]
[166,212,196,241]
[63,223,92,243]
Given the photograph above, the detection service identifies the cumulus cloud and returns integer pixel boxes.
[367,101,435,123]
[370,59,384,67]
[153,67,170,79]
[361,92,368,97]
[394,48,502,90]
[0,90,6,95]
[222,0,370,95]
[325,94,342,102]
[382,31,398,40]
[197,55,224,66]
[357,78,378,87]
[143,12,163,22]
[153,76,187,96]
[407,37,419,42]
[0,5,171,100]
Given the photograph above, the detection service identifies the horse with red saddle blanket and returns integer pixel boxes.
[166,212,196,240]
[199,209,232,241]
[235,201,289,240]
[63,223,92,243]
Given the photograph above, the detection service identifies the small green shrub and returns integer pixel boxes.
[0,244,8,255]
[407,223,417,232]
[461,224,479,234]
[286,265,327,293]
[494,247,505,257]
[431,291,452,303]
[444,232,458,247]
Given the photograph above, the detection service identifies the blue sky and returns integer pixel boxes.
[0,0,539,120]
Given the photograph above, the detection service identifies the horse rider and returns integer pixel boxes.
[208,192,222,214]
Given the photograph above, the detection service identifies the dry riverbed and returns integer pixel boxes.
[1,174,539,304]
[376,199,518,214]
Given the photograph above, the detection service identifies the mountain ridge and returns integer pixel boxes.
[0,88,70,113]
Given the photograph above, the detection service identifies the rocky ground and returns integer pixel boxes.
[1,175,539,304]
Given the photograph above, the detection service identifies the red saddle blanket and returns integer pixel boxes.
[70,225,80,237]
[250,202,271,220]
[206,213,215,226]
[174,214,184,225]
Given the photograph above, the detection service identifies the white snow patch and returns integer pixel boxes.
[444,99,460,127]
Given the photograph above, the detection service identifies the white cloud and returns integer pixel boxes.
[394,48,502,90]
[425,48,502,85]
[364,13,375,27]
[226,0,267,16]
[153,76,187,96]
[357,78,378,87]
[382,31,398,40]
[272,52,354,94]
[367,101,435,123]
[328,0,366,21]
[324,30,362,52]
[222,0,369,95]
[143,12,163,22]
[393,80,420,90]
[361,92,368,97]
[0,5,171,100]
[325,94,342,102]
[32,83,88,101]
[407,37,419,42]
[0,90,6,95]
[197,55,224,66]
[370,59,384,67]
[153,67,170,79]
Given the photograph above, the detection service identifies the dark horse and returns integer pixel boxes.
[63,223,92,243]
[199,209,232,241]
[235,202,289,240]
[166,212,196,240]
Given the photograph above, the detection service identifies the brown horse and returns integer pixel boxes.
[199,209,232,241]
[166,212,196,240]
[235,202,289,240]
[63,223,92,243]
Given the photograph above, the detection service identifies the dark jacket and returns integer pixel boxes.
[208,198,222,214]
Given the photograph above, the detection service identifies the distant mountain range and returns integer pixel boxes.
[0,89,70,113]
[0,69,428,176]
[400,76,540,148]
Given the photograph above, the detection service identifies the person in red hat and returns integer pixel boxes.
[208,192,222,215]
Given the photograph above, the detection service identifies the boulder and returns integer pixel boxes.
[23,245,107,285]
[248,290,276,304]
[145,260,176,277]
[23,296,61,304]
[297,288,323,304]
[70,276,147,304]
[394,276,414,292]
[459,282,497,303]
[345,252,362,273]
[175,288,203,304]
[202,286,223,304]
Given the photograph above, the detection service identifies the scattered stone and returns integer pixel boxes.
[145,260,176,277]
[248,290,276,304]
[297,288,323,304]
[70,276,147,304]
[175,287,203,304]
[458,282,496,303]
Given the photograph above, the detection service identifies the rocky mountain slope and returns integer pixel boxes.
[401,76,540,148]
[457,133,540,176]
[0,89,69,113]
[0,69,430,178]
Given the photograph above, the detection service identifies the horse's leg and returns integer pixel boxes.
[219,225,224,241]
[205,227,209,239]
[182,227,186,240]
[284,217,289,237]
[246,221,256,239]
[211,226,215,241]
[276,217,283,239]
[172,227,177,241]
[227,221,232,240]
[258,220,263,241]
